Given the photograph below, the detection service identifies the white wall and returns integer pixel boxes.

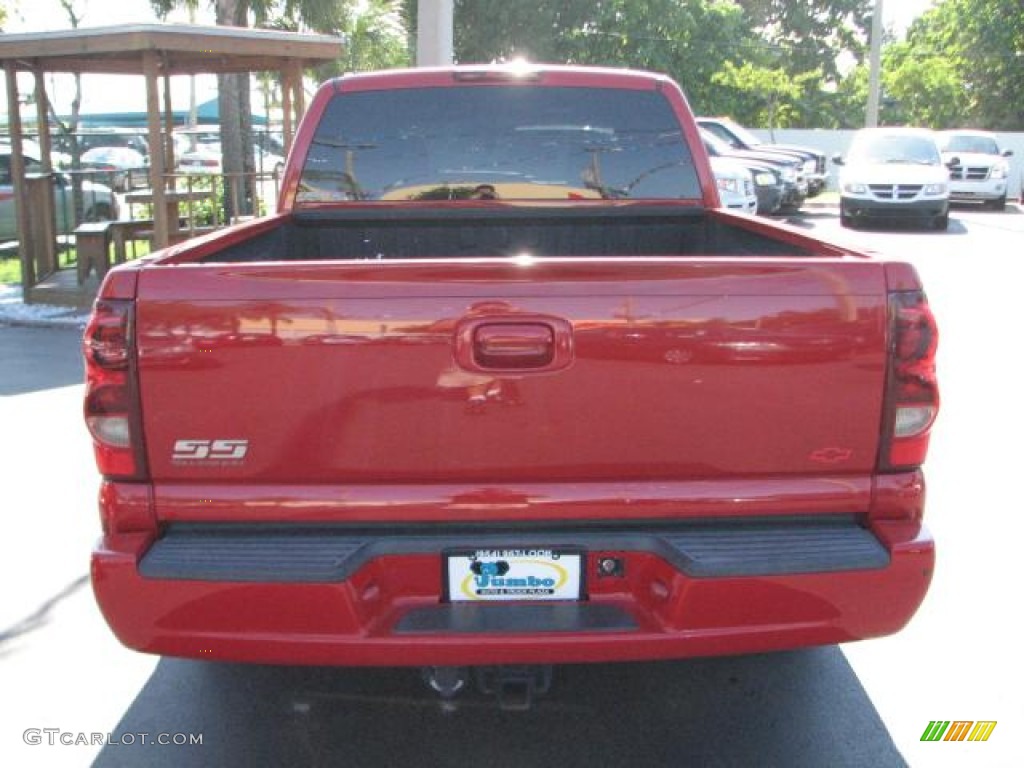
[750,129,1024,197]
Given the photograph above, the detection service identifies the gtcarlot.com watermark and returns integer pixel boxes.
[24,729,203,747]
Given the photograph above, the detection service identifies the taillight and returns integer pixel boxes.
[84,299,147,479]
[879,290,939,471]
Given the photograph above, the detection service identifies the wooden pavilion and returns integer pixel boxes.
[0,24,343,304]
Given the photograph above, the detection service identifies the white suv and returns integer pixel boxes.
[938,129,1013,210]
[833,127,951,230]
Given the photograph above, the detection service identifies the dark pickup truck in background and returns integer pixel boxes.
[84,65,938,708]
[698,116,829,199]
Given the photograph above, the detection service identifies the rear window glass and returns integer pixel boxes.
[296,85,701,203]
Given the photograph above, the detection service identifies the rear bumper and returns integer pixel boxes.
[91,517,934,666]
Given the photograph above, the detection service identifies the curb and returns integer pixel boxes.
[0,315,89,330]
[0,285,90,330]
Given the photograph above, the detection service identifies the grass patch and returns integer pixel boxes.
[0,241,151,285]
[0,255,22,284]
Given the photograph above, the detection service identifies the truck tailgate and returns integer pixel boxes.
[135,259,887,484]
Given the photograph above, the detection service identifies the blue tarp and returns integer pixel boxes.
[73,98,268,128]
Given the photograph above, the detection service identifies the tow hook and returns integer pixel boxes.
[422,666,469,707]
[421,665,553,711]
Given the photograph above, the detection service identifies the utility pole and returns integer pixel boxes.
[416,0,454,67]
[866,0,884,127]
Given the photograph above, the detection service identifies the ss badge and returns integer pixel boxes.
[172,439,249,463]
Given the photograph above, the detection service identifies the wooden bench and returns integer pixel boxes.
[74,221,113,283]
[109,219,156,263]
[77,218,220,276]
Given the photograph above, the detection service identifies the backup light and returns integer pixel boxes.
[894,405,937,438]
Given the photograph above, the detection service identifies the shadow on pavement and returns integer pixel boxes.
[93,647,906,768]
[0,325,84,396]
[0,575,89,653]
[841,217,969,236]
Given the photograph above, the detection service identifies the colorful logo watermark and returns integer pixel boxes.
[921,721,997,742]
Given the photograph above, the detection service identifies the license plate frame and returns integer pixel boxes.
[444,548,585,603]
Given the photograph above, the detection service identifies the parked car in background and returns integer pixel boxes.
[178,142,285,177]
[702,129,785,215]
[833,127,951,230]
[708,156,757,214]
[697,116,828,197]
[1,144,117,241]
[700,129,794,214]
[937,129,1013,210]
[80,146,148,191]
[66,128,150,158]
[176,142,220,174]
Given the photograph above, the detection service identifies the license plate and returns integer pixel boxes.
[446,548,583,602]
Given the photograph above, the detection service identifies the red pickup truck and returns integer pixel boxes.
[84,66,938,705]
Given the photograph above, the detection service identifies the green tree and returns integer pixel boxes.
[447,0,875,128]
[713,1,873,128]
[878,40,964,128]
[447,0,749,93]
[832,63,868,128]
[452,0,593,63]
[712,62,824,131]
[900,0,1024,129]
[278,0,409,76]
[733,0,873,83]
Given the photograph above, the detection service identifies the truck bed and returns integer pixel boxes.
[192,207,824,263]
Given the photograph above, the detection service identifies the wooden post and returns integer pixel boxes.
[144,51,169,249]
[163,68,176,177]
[281,67,294,155]
[5,62,36,291]
[34,66,53,174]
[25,175,58,281]
[290,60,305,121]
[34,66,58,277]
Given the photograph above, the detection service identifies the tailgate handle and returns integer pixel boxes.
[476,324,553,369]
[456,317,573,373]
